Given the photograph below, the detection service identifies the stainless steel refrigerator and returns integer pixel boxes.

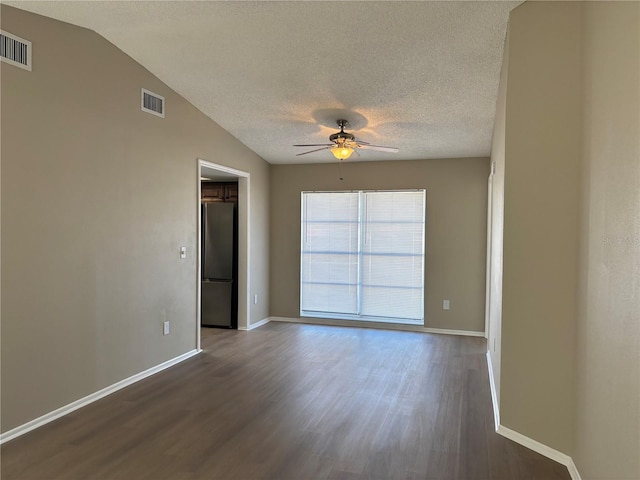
[201,202,237,328]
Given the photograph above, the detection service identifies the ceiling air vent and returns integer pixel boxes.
[1,30,32,71]
[141,88,165,118]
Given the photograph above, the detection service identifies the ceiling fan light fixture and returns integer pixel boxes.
[331,146,354,160]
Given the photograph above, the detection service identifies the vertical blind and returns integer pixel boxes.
[301,190,425,323]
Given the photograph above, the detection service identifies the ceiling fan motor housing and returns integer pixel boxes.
[330,119,355,144]
[329,131,355,144]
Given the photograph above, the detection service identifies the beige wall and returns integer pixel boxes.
[496,2,640,476]
[575,2,640,478]
[501,0,583,454]
[270,158,489,333]
[0,6,270,432]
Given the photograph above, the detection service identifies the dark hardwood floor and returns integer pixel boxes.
[1,323,570,480]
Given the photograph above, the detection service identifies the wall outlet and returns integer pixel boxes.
[254,294,258,305]
[443,300,450,310]
[180,246,187,259]
[163,321,170,335]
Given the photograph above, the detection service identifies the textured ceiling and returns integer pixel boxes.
[8,1,521,164]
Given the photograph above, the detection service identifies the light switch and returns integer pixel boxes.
[443,300,450,310]
[180,246,187,259]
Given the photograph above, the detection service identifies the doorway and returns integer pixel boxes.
[197,159,250,350]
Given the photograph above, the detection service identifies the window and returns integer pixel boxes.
[301,190,425,324]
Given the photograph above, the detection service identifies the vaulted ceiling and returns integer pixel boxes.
[9,1,521,164]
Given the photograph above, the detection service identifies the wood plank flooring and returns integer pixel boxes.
[1,323,570,480]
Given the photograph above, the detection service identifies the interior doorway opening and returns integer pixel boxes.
[197,159,250,350]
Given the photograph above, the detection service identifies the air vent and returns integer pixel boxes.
[141,88,165,118]
[1,30,32,71]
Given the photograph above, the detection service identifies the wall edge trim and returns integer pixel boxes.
[0,349,201,444]
[486,350,501,430]
[497,425,582,480]
[240,317,271,331]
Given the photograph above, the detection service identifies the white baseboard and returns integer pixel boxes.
[497,426,581,480]
[486,349,581,480]
[486,351,500,430]
[566,459,582,480]
[422,327,485,337]
[0,348,201,444]
[242,317,270,331]
[270,316,484,337]
[269,316,300,323]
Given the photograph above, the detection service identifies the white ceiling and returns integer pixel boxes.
[8,1,521,164]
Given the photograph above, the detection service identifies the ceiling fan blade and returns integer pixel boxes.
[293,143,334,147]
[295,146,332,156]
[356,144,399,153]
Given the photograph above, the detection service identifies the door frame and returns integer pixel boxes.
[197,159,250,350]
[484,170,494,339]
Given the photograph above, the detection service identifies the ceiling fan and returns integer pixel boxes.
[293,119,399,160]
